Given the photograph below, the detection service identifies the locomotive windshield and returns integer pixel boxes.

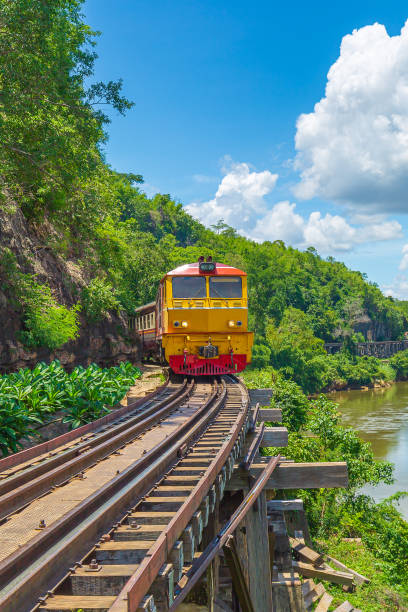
[172,276,206,298]
[209,276,242,298]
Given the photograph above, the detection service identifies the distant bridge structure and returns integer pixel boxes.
[324,340,408,358]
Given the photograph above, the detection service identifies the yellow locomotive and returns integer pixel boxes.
[132,257,253,375]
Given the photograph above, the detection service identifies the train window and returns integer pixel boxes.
[209,277,242,298]
[172,276,206,298]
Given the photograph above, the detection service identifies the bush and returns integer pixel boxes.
[81,278,119,322]
[250,343,271,369]
[21,303,81,349]
[0,360,142,453]
[388,350,408,379]
[0,248,81,349]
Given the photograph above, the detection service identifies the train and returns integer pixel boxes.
[129,257,254,375]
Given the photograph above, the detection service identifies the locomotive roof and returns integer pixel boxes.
[163,262,246,279]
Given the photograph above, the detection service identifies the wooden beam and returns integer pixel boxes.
[315,592,334,611]
[267,499,304,512]
[326,555,370,585]
[261,427,288,448]
[244,490,273,612]
[228,459,348,490]
[292,561,354,586]
[257,409,282,422]
[289,537,323,566]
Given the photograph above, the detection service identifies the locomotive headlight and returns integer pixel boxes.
[228,320,235,327]
[174,321,180,327]
[236,321,242,326]
[181,321,188,328]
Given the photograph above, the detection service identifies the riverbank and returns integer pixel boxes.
[243,367,408,610]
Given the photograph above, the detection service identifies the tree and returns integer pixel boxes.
[0,0,133,222]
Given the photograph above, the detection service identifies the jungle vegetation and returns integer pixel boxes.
[243,369,408,610]
[0,360,141,455]
[1,4,408,609]
[0,0,407,363]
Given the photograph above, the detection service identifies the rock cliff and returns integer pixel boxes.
[0,209,140,373]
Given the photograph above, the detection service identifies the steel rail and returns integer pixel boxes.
[0,380,225,612]
[110,377,249,611]
[0,379,193,519]
[0,379,185,488]
[240,422,265,471]
[0,375,171,475]
[168,452,281,611]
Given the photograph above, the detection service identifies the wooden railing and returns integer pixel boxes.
[324,340,408,357]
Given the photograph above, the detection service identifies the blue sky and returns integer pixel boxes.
[83,0,408,297]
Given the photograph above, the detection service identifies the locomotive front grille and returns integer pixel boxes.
[199,344,219,358]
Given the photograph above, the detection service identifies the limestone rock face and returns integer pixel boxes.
[0,209,141,373]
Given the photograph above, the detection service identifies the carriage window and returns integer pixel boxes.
[209,277,242,298]
[172,276,206,298]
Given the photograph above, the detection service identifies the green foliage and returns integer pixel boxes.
[21,303,81,349]
[0,248,80,349]
[0,360,142,453]
[0,0,133,221]
[250,343,271,369]
[0,401,42,456]
[317,536,408,610]
[81,278,119,322]
[253,371,408,600]
[388,349,408,379]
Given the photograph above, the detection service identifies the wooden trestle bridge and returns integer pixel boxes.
[324,339,408,357]
[0,377,348,612]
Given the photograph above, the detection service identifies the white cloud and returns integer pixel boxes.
[294,21,408,212]
[186,159,402,253]
[399,243,408,270]
[383,275,408,299]
[186,161,278,228]
[250,202,402,253]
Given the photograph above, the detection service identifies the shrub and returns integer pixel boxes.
[250,343,271,369]
[0,248,81,349]
[388,350,408,379]
[21,303,81,349]
[0,360,142,453]
[81,278,119,322]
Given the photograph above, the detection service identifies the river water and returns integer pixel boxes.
[329,382,408,520]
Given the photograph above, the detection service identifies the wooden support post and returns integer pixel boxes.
[192,511,203,545]
[150,563,174,611]
[268,522,275,575]
[200,496,210,528]
[223,535,255,612]
[202,485,221,611]
[209,485,217,513]
[182,525,195,563]
[168,541,183,584]
[243,489,273,612]
[271,571,303,612]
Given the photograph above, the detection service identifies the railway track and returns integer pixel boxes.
[0,378,191,520]
[0,375,251,612]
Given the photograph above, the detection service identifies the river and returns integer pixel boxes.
[329,381,408,521]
